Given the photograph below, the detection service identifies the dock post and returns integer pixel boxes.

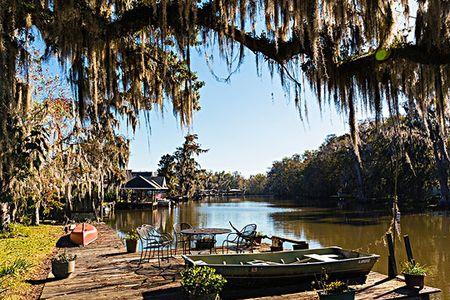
[386,232,397,278]
[403,234,415,264]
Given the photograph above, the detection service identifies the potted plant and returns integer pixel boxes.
[314,270,355,300]
[401,261,428,289]
[180,266,227,300]
[254,232,265,245]
[124,229,139,253]
[51,252,76,279]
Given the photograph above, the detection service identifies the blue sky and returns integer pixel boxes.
[125,52,350,177]
[36,34,350,177]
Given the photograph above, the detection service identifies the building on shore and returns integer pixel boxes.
[121,171,168,202]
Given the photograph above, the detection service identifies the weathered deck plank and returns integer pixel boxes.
[40,224,441,300]
[40,224,180,300]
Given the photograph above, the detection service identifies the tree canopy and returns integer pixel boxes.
[0,55,129,226]
[2,1,449,130]
[1,0,450,213]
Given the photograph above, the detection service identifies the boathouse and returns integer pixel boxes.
[121,171,168,203]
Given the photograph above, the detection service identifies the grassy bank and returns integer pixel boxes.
[0,224,62,299]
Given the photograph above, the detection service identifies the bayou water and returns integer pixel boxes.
[110,197,449,299]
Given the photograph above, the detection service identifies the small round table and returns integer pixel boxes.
[181,228,231,253]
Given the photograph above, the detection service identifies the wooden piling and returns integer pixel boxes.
[403,234,415,264]
[386,232,397,278]
[270,236,309,251]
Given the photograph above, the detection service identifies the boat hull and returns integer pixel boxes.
[183,247,379,287]
[70,223,98,246]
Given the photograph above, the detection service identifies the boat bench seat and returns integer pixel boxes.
[304,254,339,262]
[246,260,281,266]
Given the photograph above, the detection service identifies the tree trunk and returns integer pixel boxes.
[65,185,73,219]
[0,202,11,231]
[351,145,367,204]
[434,156,450,206]
[427,117,450,206]
[10,201,17,222]
[66,198,73,217]
[32,200,40,226]
[92,197,99,222]
[348,93,367,204]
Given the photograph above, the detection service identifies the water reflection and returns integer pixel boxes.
[109,197,449,299]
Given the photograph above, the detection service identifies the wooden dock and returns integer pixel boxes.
[40,225,441,300]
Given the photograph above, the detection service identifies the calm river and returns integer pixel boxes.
[110,197,449,299]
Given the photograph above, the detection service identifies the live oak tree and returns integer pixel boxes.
[1,0,450,212]
[0,55,129,227]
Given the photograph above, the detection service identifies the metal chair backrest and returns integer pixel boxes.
[180,223,192,230]
[137,224,153,241]
[241,224,257,238]
[229,221,257,238]
[173,222,192,234]
[149,227,164,241]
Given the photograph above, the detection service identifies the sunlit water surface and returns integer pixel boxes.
[110,197,449,299]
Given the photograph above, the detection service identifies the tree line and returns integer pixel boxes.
[157,115,450,211]
[157,134,269,198]
[262,115,448,210]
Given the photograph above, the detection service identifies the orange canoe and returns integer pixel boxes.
[70,223,98,246]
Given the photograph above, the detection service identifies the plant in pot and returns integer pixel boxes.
[401,261,428,290]
[124,229,139,253]
[180,266,227,300]
[314,270,355,300]
[254,232,265,245]
[51,252,76,279]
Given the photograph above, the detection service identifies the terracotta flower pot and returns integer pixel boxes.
[403,273,425,289]
[52,260,75,279]
[318,290,356,300]
[126,239,138,253]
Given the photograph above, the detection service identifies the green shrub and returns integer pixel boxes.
[313,268,351,295]
[0,223,28,239]
[401,261,428,276]
[0,259,30,278]
[124,229,139,240]
[52,252,76,263]
[20,215,32,226]
[323,280,348,294]
[180,266,227,296]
